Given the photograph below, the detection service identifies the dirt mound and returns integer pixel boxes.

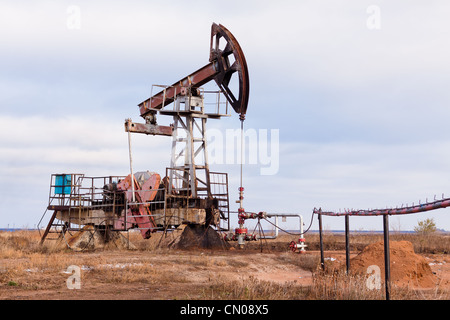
[173,224,230,250]
[349,240,437,288]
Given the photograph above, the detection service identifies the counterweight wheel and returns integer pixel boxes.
[210,23,249,118]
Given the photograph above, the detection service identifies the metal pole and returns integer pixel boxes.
[126,120,136,203]
[345,215,350,274]
[383,214,391,300]
[240,119,244,197]
[237,119,245,249]
[274,216,279,238]
[318,213,325,270]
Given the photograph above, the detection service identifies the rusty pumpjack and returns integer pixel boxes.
[38,23,251,248]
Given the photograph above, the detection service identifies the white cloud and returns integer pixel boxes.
[0,113,173,227]
[269,140,450,230]
[2,1,450,231]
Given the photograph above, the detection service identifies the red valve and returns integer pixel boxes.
[235,228,248,234]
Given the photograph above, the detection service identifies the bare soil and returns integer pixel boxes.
[0,251,307,300]
[0,231,449,300]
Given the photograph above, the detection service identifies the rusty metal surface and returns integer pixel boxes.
[125,118,173,136]
[314,197,450,216]
[210,23,249,118]
[138,23,249,119]
[138,63,217,116]
[117,172,161,238]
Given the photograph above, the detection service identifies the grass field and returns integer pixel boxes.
[0,229,448,300]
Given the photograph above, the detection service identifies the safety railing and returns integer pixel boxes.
[149,84,230,117]
[40,170,231,241]
[41,174,169,234]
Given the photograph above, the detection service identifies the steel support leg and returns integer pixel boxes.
[383,214,391,300]
[318,213,325,270]
[345,215,350,274]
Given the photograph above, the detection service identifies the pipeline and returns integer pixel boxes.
[260,215,279,239]
[223,211,307,252]
[313,195,450,299]
[314,197,450,216]
[265,214,306,253]
[261,213,304,239]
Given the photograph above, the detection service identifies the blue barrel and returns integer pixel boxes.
[55,174,72,195]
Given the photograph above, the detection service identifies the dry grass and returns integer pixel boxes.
[201,271,449,300]
[200,276,304,300]
[277,252,320,272]
[88,263,187,285]
[0,229,448,300]
[300,232,450,254]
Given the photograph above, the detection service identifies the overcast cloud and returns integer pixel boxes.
[1,1,450,232]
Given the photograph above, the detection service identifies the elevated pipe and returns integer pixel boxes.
[314,197,450,217]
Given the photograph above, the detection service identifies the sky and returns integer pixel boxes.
[1,0,450,233]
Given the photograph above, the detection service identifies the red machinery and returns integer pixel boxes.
[39,23,251,246]
[115,171,161,239]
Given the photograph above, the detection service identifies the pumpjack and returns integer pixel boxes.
[38,23,250,247]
